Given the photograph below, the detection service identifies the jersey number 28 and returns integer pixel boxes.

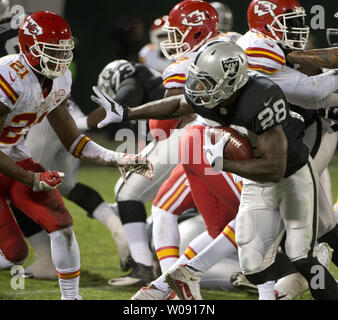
[258,99,286,131]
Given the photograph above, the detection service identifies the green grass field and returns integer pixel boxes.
[0,156,337,300]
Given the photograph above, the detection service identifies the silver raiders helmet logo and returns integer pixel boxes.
[221,57,240,78]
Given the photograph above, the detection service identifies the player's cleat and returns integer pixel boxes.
[166,290,181,300]
[131,285,167,300]
[120,255,134,273]
[230,271,258,293]
[274,288,290,300]
[107,262,155,287]
[315,242,333,269]
[165,264,203,300]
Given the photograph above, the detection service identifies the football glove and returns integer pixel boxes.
[91,86,127,128]
[203,128,230,172]
[116,153,154,182]
[33,171,65,192]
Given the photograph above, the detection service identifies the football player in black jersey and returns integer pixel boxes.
[91,40,338,300]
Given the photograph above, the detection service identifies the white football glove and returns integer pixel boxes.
[115,153,154,182]
[91,86,127,128]
[203,128,231,172]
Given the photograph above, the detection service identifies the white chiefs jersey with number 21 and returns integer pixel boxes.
[0,53,72,162]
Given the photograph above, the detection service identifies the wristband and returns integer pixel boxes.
[69,134,119,165]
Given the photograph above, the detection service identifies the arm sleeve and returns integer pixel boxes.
[264,67,338,109]
[114,77,144,107]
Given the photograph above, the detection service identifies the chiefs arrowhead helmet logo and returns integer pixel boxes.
[182,10,207,26]
[254,1,277,17]
[22,16,43,36]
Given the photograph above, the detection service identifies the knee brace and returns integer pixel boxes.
[318,224,338,266]
[118,200,147,225]
[67,183,104,218]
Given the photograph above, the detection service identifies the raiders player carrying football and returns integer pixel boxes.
[91,40,338,300]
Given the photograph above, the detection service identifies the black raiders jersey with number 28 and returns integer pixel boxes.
[185,74,309,178]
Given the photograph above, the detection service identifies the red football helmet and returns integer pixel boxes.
[18,11,74,79]
[248,0,309,50]
[150,15,169,48]
[160,0,219,60]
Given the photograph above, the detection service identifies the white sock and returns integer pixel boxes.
[123,222,153,266]
[183,231,214,262]
[152,206,180,272]
[93,202,130,263]
[49,227,81,300]
[26,230,56,277]
[0,249,13,269]
[257,281,276,300]
[150,231,215,293]
[186,221,237,273]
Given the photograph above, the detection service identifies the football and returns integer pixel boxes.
[210,126,255,161]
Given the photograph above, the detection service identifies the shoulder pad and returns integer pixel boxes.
[162,52,197,88]
[138,43,156,57]
[218,32,243,43]
[237,31,286,74]
[0,55,23,108]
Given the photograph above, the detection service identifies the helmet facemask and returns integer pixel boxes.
[160,23,192,60]
[24,37,74,79]
[266,7,309,50]
[160,22,213,60]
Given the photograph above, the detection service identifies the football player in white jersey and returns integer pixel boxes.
[0,4,131,279]
[104,0,217,286]
[95,0,222,288]
[0,11,152,300]
[93,0,247,298]
[138,15,173,73]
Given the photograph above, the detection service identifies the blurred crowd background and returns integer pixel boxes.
[9,0,338,115]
